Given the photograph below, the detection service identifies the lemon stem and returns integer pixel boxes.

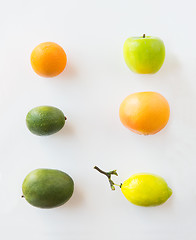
[94,166,120,190]
[143,33,145,38]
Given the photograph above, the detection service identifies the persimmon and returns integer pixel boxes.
[31,42,67,77]
[119,92,170,135]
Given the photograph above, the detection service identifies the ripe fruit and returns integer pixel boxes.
[31,42,67,77]
[119,92,170,135]
[123,34,165,74]
[94,166,172,207]
[26,106,66,136]
[121,173,172,206]
[22,169,74,209]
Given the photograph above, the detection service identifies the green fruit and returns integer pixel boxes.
[22,169,74,209]
[26,106,66,136]
[121,173,172,207]
[123,34,165,74]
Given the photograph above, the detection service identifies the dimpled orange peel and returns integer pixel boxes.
[31,42,67,77]
[119,91,170,135]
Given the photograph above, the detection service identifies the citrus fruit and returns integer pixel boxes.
[94,166,172,207]
[31,42,67,77]
[121,173,172,206]
[26,106,66,136]
[119,91,170,135]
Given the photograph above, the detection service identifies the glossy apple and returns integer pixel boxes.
[123,34,165,74]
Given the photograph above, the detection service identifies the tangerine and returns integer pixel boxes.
[31,42,67,77]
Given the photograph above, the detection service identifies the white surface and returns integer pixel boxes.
[0,0,196,239]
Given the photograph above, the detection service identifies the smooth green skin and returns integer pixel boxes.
[26,106,65,136]
[22,169,74,209]
[121,173,172,207]
[123,36,165,74]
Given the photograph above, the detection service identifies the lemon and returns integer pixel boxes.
[94,166,172,207]
[121,173,172,206]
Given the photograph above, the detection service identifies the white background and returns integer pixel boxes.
[0,0,196,239]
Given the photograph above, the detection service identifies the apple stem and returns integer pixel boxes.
[65,116,67,120]
[143,34,145,38]
[94,166,121,190]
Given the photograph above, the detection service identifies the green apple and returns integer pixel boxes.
[123,34,165,74]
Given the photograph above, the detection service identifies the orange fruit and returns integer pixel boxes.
[119,92,170,135]
[31,42,67,77]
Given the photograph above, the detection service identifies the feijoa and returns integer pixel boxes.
[26,106,66,136]
[22,169,74,208]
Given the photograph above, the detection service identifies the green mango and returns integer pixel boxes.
[22,169,74,208]
[26,106,66,136]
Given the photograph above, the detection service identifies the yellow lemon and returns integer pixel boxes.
[121,173,172,206]
[94,166,172,207]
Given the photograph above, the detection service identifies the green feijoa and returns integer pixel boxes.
[22,169,74,209]
[26,106,66,136]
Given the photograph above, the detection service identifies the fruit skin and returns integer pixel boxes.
[31,42,67,77]
[119,92,170,135]
[121,173,172,207]
[123,36,165,74]
[22,169,74,209]
[26,106,65,136]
